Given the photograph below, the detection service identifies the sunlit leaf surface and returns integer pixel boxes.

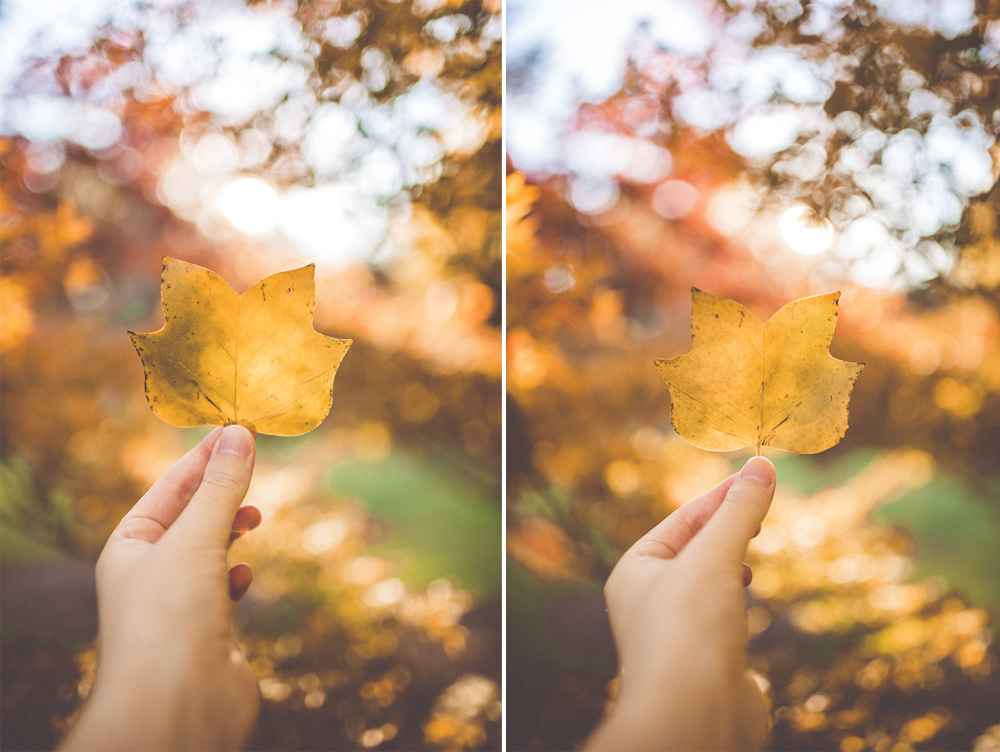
[130,258,351,436]
[656,289,863,454]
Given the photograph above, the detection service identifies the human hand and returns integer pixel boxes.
[586,456,776,752]
[61,424,262,752]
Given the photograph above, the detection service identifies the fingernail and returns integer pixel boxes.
[217,425,254,458]
[741,456,774,486]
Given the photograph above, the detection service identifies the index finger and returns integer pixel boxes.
[116,427,224,540]
[685,456,775,565]
[626,470,740,560]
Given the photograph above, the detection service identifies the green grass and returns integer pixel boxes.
[875,475,1000,614]
[772,448,1000,615]
[770,448,880,496]
[328,451,501,597]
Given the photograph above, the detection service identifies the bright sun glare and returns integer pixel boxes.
[220,177,281,234]
[778,204,835,255]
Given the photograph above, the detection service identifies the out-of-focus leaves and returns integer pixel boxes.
[0,459,77,565]
[130,258,351,435]
[505,172,539,259]
[0,159,96,354]
[656,289,864,454]
[423,674,502,751]
[506,514,597,584]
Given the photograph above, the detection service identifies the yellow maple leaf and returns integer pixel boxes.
[655,289,864,455]
[130,257,352,436]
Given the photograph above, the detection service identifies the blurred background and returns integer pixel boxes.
[506,1,1000,750]
[0,1,500,750]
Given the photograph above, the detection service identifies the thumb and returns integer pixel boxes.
[174,425,256,546]
[687,456,775,564]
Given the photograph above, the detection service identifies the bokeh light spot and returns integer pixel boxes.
[779,205,835,255]
[651,180,699,220]
[219,177,280,234]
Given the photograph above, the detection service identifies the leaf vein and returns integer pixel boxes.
[712,331,758,393]
[669,385,749,443]
[163,349,235,411]
[762,384,818,429]
[237,296,299,370]
[243,366,336,426]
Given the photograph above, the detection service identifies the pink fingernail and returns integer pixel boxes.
[742,456,774,486]
[217,425,253,457]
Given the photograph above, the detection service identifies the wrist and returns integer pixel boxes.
[588,652,731,752]
[63,659,191,752]
[588,696,696,752]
